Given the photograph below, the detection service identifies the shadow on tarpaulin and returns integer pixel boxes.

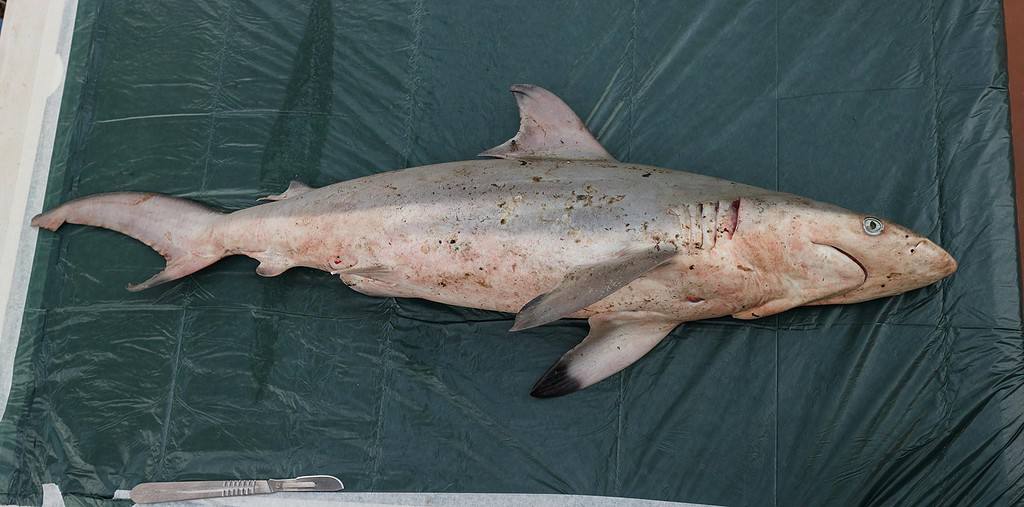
[1,1,1022,506]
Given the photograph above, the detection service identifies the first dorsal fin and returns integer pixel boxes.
[479,84,616,162]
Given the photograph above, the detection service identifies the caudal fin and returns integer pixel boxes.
[31,192,226,291]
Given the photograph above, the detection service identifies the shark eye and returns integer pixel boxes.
[863,216,884,236]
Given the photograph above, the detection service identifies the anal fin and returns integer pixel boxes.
[531,311,681,398]
[256,261,292,277]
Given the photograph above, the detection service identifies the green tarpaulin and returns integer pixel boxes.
[2,1,1022,505]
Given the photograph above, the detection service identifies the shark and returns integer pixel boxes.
[31,84,958,398]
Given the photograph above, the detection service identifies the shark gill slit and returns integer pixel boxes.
[700,201,716,250]
[678,200,738,253]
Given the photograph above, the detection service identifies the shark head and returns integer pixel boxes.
[796,200,958,305]
[729,194,957,318]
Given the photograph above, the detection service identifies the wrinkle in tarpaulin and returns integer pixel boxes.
[0,0,1023,506]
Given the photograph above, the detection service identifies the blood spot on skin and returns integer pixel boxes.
[132,194,155,206]
[686,295,704,303]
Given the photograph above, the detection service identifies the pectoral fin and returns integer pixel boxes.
[531,311,680,398]
[510,247,677,331]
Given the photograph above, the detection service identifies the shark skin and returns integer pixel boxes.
[31,84,958,398]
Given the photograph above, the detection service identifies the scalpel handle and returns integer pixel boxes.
[130,479,273,504]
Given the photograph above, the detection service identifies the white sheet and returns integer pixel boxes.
[111,491,720,507]
[0,0,79,422]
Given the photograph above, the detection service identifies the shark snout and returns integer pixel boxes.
[867,236,957,297]
[917,238,958,281]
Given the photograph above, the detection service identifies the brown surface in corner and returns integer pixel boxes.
[1006,2,1024,304]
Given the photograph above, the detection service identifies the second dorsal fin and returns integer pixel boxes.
[479,84,616,162]
[259,180,314,202]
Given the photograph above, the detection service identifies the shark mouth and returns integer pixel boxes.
[824,244,868,282]
[806,243,869,305]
